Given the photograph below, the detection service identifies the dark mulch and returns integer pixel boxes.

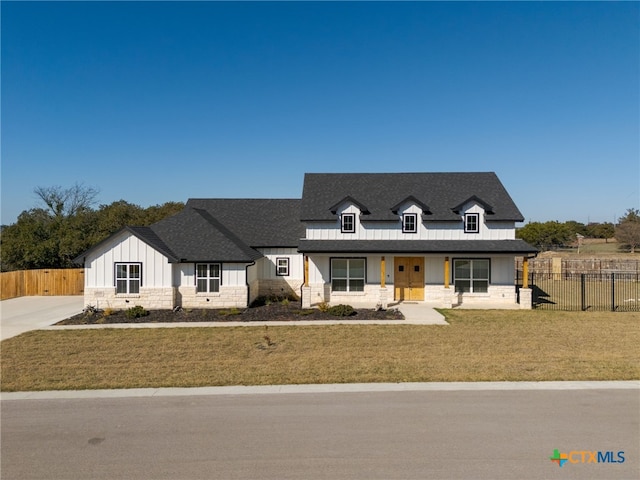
[55,300,404,325]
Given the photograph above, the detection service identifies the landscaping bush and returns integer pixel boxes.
[327,304,356,317]
[125,305,149,319]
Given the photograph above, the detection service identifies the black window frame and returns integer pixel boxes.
[464,213,480,233]
[341,213,356,233]
[330,257,366,292]
[196,263,222,293]
[452,258,490,294]
[275,257,290,277]
[402,213,418,233]
[114,262,142,294]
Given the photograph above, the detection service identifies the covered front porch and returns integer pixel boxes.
[299,250,535,310]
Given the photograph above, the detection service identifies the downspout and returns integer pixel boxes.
[245,261,256,307]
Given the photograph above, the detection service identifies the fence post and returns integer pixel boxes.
[581,274,586,311]
[611,272,616,312]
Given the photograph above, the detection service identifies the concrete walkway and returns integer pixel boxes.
[0,296,84,340]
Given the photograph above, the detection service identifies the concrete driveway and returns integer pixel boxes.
[0,296,83,341]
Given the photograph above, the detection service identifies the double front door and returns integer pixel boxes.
[394,257,424,301]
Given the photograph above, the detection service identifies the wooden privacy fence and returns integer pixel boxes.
[0,269,84,300]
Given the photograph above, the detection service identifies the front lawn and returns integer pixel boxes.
[1,310,638,391]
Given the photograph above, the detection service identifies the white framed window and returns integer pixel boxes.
[453,259,489,293]
[402,213,418,233]
[341,213,356,233]
[331,258,365,292]
[464,213,480,233]
[115,263,141,294]
[196,263,221,293]
[276,257,290,276]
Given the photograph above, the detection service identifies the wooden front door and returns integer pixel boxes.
[394,257,424,301]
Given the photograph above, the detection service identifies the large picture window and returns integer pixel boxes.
[454,259,489,293]
[331,258,365,292]
[196,263,221,293]
[115,263,141,294]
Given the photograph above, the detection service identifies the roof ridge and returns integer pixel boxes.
[191,208,260,260]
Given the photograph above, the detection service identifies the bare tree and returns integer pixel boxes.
[34,183,99,218]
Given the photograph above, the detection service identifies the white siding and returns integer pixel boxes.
[305,201,516,241]
[84,231,172,288]
[255,248,304,280]
[177,262,248,288]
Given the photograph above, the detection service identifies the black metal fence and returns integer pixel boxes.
[516,271,640,312]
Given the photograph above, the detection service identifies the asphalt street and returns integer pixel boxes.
[2,388,638,480]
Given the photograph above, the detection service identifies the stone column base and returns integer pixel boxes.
[301,286,312,308]
[379,288,389,310]
[519,288,533,309]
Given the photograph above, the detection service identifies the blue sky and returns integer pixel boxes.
[2,1,638,225]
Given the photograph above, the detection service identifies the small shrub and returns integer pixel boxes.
[220,307,241,316]
[327,304,356,317]
[125,305,149,320]
[103,308,115,317]
[281,298,290,306]
[317,301,330,312]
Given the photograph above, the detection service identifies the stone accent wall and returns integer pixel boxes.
[328,284,382,305]
[424,285,456,308]
[178,286,248,309]
[453,285,517,306]
[302,283,330,307]
[84,287,175,310]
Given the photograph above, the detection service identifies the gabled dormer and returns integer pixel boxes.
[452,196,494,234]
[329,196,369,234]
[390,196,432,234]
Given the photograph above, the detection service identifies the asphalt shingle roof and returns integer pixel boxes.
[301,172,524,222]
[298,239,538,254]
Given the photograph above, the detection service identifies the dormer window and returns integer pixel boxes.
[341,213,356,233]
[464,213,480,233]
[402,213,418,233]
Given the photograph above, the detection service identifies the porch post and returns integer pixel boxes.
[522,257,529,289]
[304,256,309,287]
[379,256,388,309]
[302,255,311,308]
[444,257,450,289]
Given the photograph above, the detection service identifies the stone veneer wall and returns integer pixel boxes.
[178,285,248,309]
[328,284,382,305]
[257,278,303,299]
[84,287,175,310]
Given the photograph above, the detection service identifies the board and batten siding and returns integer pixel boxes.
[255,248,304,280]
[177,262,248,288]
[305,202,516,241]
[84,231,172,288]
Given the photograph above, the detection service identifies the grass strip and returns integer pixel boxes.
[1,310,638,391]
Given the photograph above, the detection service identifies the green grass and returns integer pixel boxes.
[1,310,638,391]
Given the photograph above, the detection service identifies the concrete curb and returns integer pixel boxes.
[2,381,638,401]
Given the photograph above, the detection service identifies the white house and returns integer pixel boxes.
[75,172,537,310]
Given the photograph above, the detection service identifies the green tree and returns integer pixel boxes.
[516,221,573,250]
[615,208,640,253]
[585,222,615,241]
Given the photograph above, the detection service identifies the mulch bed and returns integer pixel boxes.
[55,300,404,325]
